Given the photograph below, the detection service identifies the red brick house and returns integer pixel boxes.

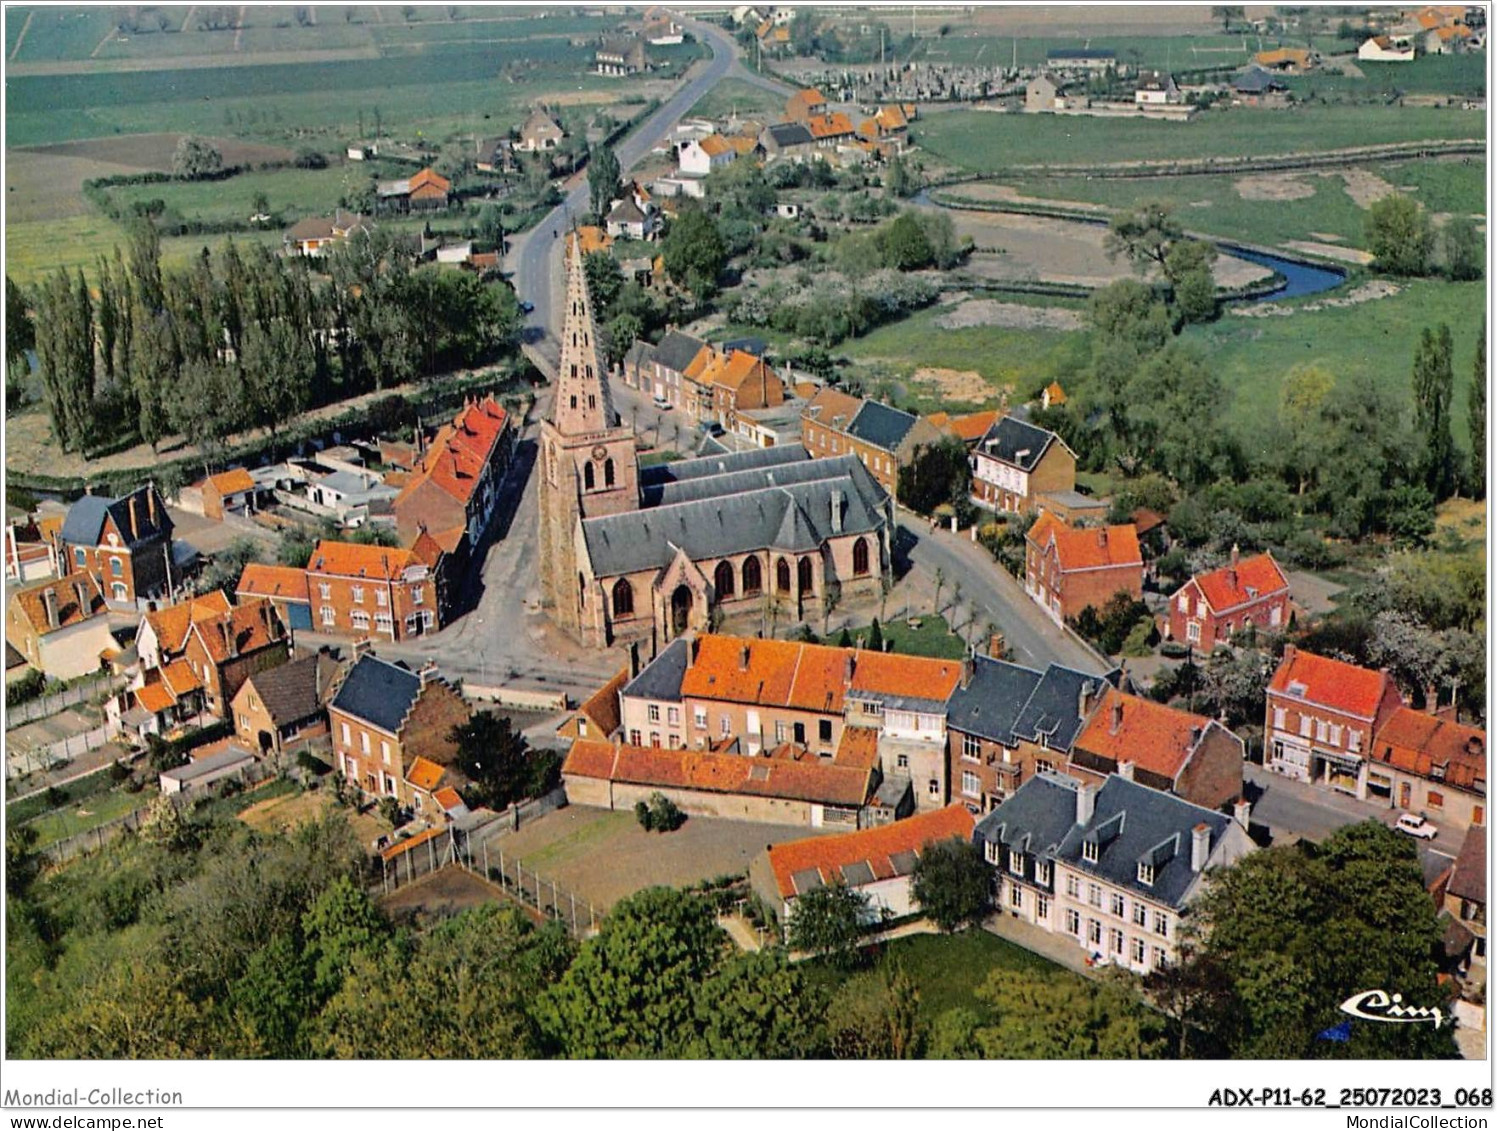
[702,349,786,432]
[1024,513,1142,625]
[1070,687,1244,812]
[57,484,175,607]
[1368,707,1486,828]
[231,649,343,758]
[1264,645,1405,796]
[1167,547,1290,651]
[391,395,514,559]
[180,597,291,718]
[306,540,439,641]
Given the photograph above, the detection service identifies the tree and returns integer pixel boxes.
[1278,363,1336,495]
[587,144,621,222]
[877,212,934,271]
[886,153,913,198]
[583,251,624,314]
[1440,215,1482,282]
[228,933,317,1057]
[1412,323,1456,500]
[660,207,727,298]
[687,951,828,1058]
[786,880,870,968]
[1470,323,1485,497]
[910,837,991,932]
[896,436,971,515]
[538,887,726,1058]
[450,711,534,811]
[1164,238,1218,323]
[5,824,40,899]
[200,537,265,595]
[1366,193,1433,277]
[825,963,926,1058]
[300,876,391,1003]
[171,359,246,474]
[173,135,224,180]
[971,968,1166,1058]
[241,319,312,454]
[6,274,33,385]
[1212,5,1245,30]
[1105,200,1184,275]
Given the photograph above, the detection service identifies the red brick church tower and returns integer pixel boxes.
[537,233,640,639]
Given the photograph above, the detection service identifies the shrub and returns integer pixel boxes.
[637,791,686,833]
[5,668,45,708]
[1159,640,1189,660]
[635,799,653,831]
[107,759,132,783]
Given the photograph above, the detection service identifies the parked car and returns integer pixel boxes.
[518,301,535,314]
[652,395,671,410]
[1394,812,1438,840]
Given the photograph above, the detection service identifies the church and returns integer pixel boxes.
[537,238,894,650]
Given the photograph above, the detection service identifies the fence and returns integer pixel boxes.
[7,671,125,730]
[6,720,122,781]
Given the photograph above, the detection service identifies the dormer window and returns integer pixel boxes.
[1137,862,1154,886]
[1082,840,1098,864]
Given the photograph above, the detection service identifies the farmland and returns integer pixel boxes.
[913,104,1485,172]
[688,78,787,123]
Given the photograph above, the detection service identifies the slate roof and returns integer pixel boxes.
[330,653,422,735]
[60,485,171,549]
[764,122,814,148]
[1233,64,1285,93]
[240,651,342,727]
[766,804,975,898]
[976,772,1238,911]
[977,415,1059,472]
[622,635,691,703]
[639,442,808,490]
[846,400,918,453]
[1048,47,1116,59]
[653,329,710,375]
[1447,824,1486,906]
[643,452,878,509]
[1010,663,1112,752]
[945,654,1045,745]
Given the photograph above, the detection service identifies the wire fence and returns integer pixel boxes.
[7,671,125,730]
[6,720,123,781]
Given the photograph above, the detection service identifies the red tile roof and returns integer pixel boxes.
[1372,707,1486,794]
[434,786,465,812]
[946,410,1000,444]
[307,540,421,580]
[135,679,177,715]
[205,468,255,496]
[189,598,285,665]
[698,134,733,157]
[380,826,446,863]
[406,755,445,792]
[1028,514,1142,571]
[1269,647,1397,721]
[1074,688,1217,782]
[10,574,106,636]
[397,395,509,512]
[161,659,202,698]
[142,591,234,654]
[237,564,309,603]
[559,667,627,741]
[766,804,975,898]
[1188,552,1289,613]
[563,739,874,807]
[806,112,854,140]
[833,725,880,770]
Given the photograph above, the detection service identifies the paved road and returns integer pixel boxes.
[899,514,1110,675]
[1244,763,1461,866]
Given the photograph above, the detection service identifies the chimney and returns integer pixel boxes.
[1078,679,1096,719]
[1233,798,1251,830]
[690,636,701,664]
[1075,782,1096,825]
[1117,760,1134,781]
[1425,684,1439,714]
[1189,725,1202,747]
[74,579,91,618]
[1228,542,1239,590]
[739,643,751,671]
[961,655,975,690]
[128,494,140,540]
[988,633,1004,660]
[1281,643,1296,666]
[1109,696,1124,735]
[352,636,373,661]
[1191,824,1211,872]
[629,640,642,679]
[41,586,59,629]
[830,489,843,534]
[843,652,855,683]
[147,487,157,527]
[419,659,438,685]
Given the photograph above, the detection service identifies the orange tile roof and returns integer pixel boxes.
[141,590,234,654]
[1269,647,1397,721]
[434,786,465,811]
[726,135,759,155]
[135,680,177,715]
[237,564,308,603]
[409,167,452,194]
[1044,380,1068,405]
[189,598,284,665]
[397,395,509,513]
[832,724,880,770]
[766,804,975,899]
[1074,688,1216,782]
[947,409,1000,443]
[560,666,626,741]
[786,88,826,112]
[1255,46,1311,66]
[1372,707,1486,794]
[307,540,420,580]
[204,468,255,496]
[161,659,201,698]
[925,411,950,429]
[703,349,779,395]
[1028,516,1142,571]
[875,104,909,131]
[563,739,874,807]
[1188,552,1289,614]
[801,386,863,428]
[698,134,733,157]
[806,112,854,140]
[11,574,106,636]
[406,755,445,792]
[847,649,963,703]
[37,515,62,542]
[682,345,718,383]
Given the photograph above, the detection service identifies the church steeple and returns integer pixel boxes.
[553,233,616,436]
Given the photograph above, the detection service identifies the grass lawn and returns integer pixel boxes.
[519,809,637,874]
[841,613,969,660]
[1284,53,1488,99]
[6,763,123,825]
[803,928,1073,1024]
[913,104,1484,173]
[104,165,377,226]
[24,782,157,850]
[909,32,1262,71]
[1189,278,1486,449]
[5,214,284,284]
[688,78,786,123]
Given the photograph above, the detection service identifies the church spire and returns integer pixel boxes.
[552,233,616,436]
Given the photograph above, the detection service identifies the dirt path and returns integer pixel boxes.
[1340,167,1398,209]
[88,24,118,58]
[9,9,33,60]
[179,7,197,33]
[233,5,247,51]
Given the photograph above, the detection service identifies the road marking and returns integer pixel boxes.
[9,8,33,60]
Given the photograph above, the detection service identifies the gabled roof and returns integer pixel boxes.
[638,442,810,491]
[188,598,285,665]
[1182,551,1289,614]
[1447,824,1486,905]
[521,107,565,140]
[1136,68,1177,91]
[944,409,1000,444]
[1010,663,1111,752]
[141,590,234,655]
[397,395,509,512]
[786,88,827,113]
[846,400,918,453]
[766,803,975,898]
[622,636,691,704]
[1047,47,1115,59]
[237,563,310,603]
[1074,688,1224,782]
[607,196,648,225]
[703,349,778,395]
[563,739,874,807]
[977,415,1060,472]
[1028,514,1142,571]
[307,540,422,580]
[652,329,710,375]
[406,755,446,792]
[801,386,864,429]
[1268,647,1396,721]
[9,574,106,636]
[574,225,613,257]
[696,134,733,157]
[1371,707,1486,794]
[806,112,855,140]
[764,122,814,148]
[238,651,343,727]
[330,653,423,734]
[1233,64,1286,92]
[945,654,1045,745]
[60,485,171,550]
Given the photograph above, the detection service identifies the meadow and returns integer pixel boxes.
[908,31,1275,71]
[688,78,787,123]
[913,104,1486,172]
[103,165,380,226]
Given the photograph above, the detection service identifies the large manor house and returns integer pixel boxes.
[538,239,895,650]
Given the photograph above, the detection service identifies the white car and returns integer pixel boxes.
[1394,813,1438,840]
[652,396,671,410]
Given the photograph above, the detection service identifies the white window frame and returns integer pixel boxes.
[318,583,331,600]
[1110,892,1125,917]
[1137,862,1154,886]
[962,732,981,761]
[694,706,707,729]
[351,585,364,605]
[381,740,391,766]
[984,840,1000,866]
[1088,883,1102,908]
[1035,861,1051,887]
[1087,919,1102,946]
[321,605,336,626]
[1131,937,1146,965]
[340,722,350,745]
[1272,706,1286,730]
[963,771,982,799]
[360,731,370,755]
[1133,902,1147,927]
[1153,911,1169,938]
[1064,908,1080,936]
[1036,895,1050,920]
[376,589,388,607]
[1009,883,1023,909]
[1065,874,1079,899]
[412,586,425,605]
[648,704,661,723]
[1083,840,1098,864]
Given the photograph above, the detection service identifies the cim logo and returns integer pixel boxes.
[1339,989,1447,1028]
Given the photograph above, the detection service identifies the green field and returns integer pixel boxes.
[22,781,158,851]
[990,156,1485,249]
[803,929,1072,1025]
[104,165,378,226]
[688,78,787,122]
[840,613,969,659]
[1285,53,1489,98]
[914,104,1485,172]
[5,214,288,284]
[908,32,1264,71]
[6,7,118,62]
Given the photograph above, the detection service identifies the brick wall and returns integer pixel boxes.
[1062,563,1143,620]
[309,571,437,640]
[1173,726,1244,812]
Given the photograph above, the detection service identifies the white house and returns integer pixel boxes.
[679,134,736,177]
[1359,35,1416,61]
[1135,70,1182,105]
